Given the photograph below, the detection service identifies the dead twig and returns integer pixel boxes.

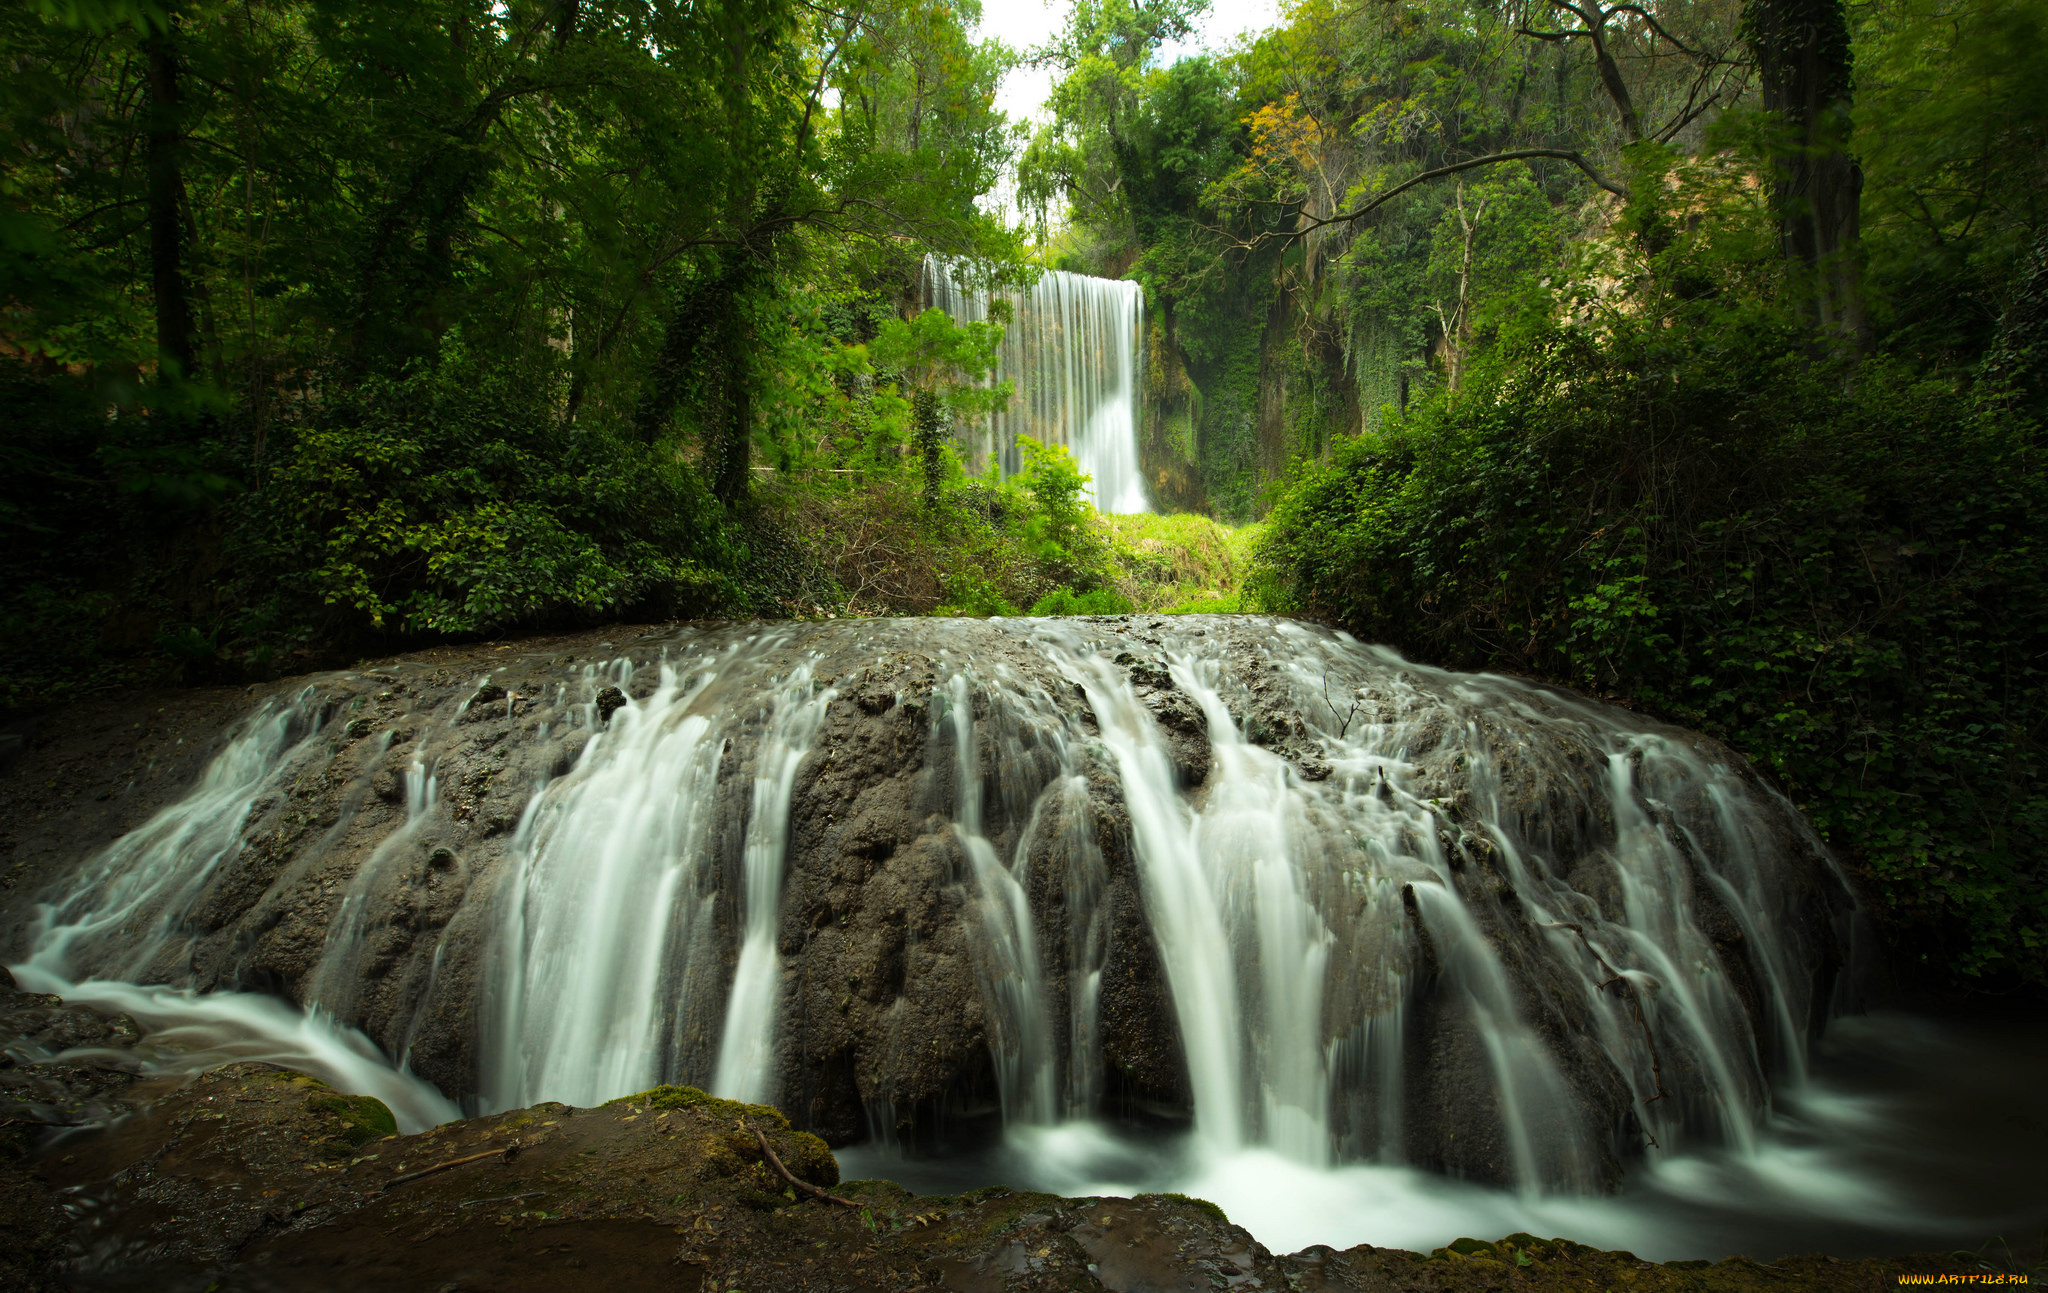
[741,1117,859,1207]
[0,1114,86,1130]
[1539,921,1670,1141]
[383,1140,522,1191]
[1321,673,1363,740]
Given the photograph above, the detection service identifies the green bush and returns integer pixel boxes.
[1028,587,1136,616]
[1254,306,2048,992]
[1013,437,1115,588]
[933,565,1021,617]
[234,349,745,643]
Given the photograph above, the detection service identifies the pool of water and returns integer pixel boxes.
[839,1012,2048,1262]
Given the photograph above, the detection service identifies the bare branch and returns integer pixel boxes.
[1605,3,1707,60]
[1249,149,1626,249]
[744,1117,860,1207]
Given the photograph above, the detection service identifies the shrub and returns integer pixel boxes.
[233,352,744,643]
[1254,307,2048,993]
[1028,587,1136,615]
[934,565,1020,617]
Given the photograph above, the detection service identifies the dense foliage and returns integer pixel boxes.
[1250,155,2048,992]
[6,0,2047,996]
[0,0,1039,701]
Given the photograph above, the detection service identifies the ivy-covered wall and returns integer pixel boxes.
[1137,259,1364,525]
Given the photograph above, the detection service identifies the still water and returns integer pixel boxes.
[841,1011,2048,1262]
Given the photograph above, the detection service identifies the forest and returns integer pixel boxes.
[2,0,2043,1014]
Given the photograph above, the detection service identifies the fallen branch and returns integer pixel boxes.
[1539,921,1670,1141]
[741,1117,859,1207]
[1321,673,1363,740]
[383,1140,521,1191]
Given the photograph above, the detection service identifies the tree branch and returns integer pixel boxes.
[1606,4,1708,60]
[742,1117,859,1207]
[1258,149,1626,248]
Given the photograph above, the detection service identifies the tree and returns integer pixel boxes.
[1742,0,1867,345]
[868,306,1009,509]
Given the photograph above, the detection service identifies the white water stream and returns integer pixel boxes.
[10,617,2035,1261]
[924,256,1150,513]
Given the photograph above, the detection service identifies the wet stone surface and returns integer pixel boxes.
[0,615,1860,1205]
[0,1041,1964,1291]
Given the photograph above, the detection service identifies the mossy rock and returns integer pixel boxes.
[607,1085,837,1186]
[609,1084,783,1125]
[1147,1192,1229,1224]
[305,1092,398,1156]
[836,1179,916,1205]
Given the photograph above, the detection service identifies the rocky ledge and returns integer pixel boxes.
[0,617,1859,1191]
[0,982,1979,1293]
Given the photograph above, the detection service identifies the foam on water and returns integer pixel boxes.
[840,1011,2048,1261]
[7,966,458,1133]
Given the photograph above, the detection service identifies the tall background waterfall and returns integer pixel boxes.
[923,256,1149,513]
[22,617,2017,1262]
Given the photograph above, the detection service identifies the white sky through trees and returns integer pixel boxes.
[978,0,1282,127]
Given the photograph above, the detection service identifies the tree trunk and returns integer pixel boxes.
[713,323,754,504]
[914,386,946,511]
[1585,18,1644,142]
[1743,0,1868,349]
[144,19,195,382]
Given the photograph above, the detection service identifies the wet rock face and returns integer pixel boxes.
[0,1062,1945,1292]
[0,617,1859,1191]
[0,623,1201,1153]
[0,980,143,1129]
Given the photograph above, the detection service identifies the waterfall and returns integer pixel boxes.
[6,616,1856,1206]
[939,676,1045,1123]
[11,689,460,1132]
[488,635,834,1111]
[23,693,318,984]
[924,256,1150,514]
[1055,644,1249,1151]
[711,661,836,1104]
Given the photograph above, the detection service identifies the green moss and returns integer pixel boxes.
[608,1084,788,1128]
[1099,512,1256,612]
[609,1086,838,1187]
[1145,1192,1229,1223]
[1161,591,1241,614]
[835,1179,917,1203]
[306,1093,398,1148]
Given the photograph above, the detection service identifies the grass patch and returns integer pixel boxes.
[1098,513,1259,613]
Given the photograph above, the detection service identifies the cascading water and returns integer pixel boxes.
[24,693,318,984]
[19,615,2001,1262]
[12,691,460,1131]
[711,660,836,1104]
[924,256,1149,513]
[487,634,834,1111]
